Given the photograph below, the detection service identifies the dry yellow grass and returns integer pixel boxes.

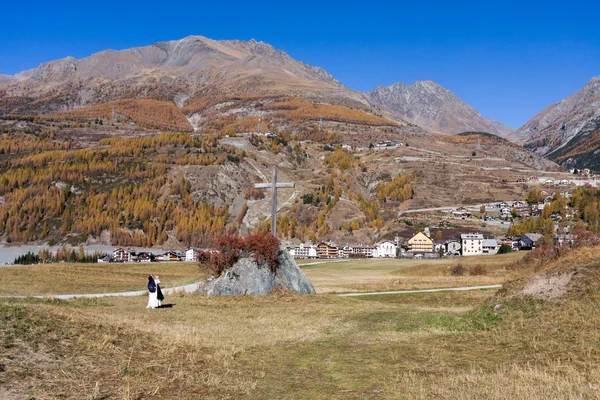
[302,252,526,293]
[0,262,205,296]
[2,249,599,399]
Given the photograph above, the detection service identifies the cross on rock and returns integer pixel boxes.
[254,165,295,237]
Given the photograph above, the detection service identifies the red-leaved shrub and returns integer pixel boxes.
[575,231,600,247]
[244,234,281,273]
[520,244,572,271]
[197,250,212,264]
[198,233,281,276]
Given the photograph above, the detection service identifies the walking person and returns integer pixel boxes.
[155,275,164,307]
[147,275,157,309]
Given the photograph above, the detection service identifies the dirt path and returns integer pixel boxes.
[0,281,202,300]
[0,283,501,300]
[336,284,502,297]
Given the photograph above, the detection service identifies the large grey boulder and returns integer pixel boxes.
[197,249,315,296]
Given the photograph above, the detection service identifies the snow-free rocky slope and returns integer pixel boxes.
[507,75,600,170]
[368,80,513,136]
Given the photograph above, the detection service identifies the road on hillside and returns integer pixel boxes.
[399,200,522,215]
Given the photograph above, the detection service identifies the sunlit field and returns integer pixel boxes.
[302,252,526,293]
[2,249,599,399]
[0,262,206,296]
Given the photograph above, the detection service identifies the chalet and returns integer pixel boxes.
[343,244,375,258]
[407,232,434,253]
[185,248,200,262]
[317,242,339,259]
[461,233,483,256]
[559,179,570,186]
[374,241,397,258]
[290,243,318,259]
[156,251,182,262]
[520,233,544,250]
[113,248,136,263]
[138,252,154,263]
[500,207,512,218]
[482,239,500,255]
[544,179,555,185]
[498,202,509,209]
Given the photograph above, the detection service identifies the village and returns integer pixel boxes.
[98,179,585,264]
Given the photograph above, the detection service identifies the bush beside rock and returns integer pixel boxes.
[197,248,315,296]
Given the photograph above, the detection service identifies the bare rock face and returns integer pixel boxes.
[368,80,513,136]
[507,75,600,170]
[197,249,316,296]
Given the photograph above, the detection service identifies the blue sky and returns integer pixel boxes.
[1,0,599,128]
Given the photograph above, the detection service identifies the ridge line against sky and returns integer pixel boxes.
[1,0,600,128]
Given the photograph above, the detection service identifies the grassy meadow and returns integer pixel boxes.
[302,252,526,293]
[0,262,206,296]
[1,249,600,399]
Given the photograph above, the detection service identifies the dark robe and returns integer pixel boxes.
[157,283,164,301]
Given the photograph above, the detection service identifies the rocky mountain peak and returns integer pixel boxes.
[507,74,600,170]
[368,80,512,136]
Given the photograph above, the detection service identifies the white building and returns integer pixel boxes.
[482,239,500,255]
[445,241,461,255]
[374,241,397,258]
[290,243,318,259]
[461,233,484,256]
[343,244,376,258]
[185,248,199,262]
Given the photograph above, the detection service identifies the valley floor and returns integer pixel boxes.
[1,250,599,399]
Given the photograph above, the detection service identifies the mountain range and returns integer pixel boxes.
[1,35,510,136]
[2,35,600,169]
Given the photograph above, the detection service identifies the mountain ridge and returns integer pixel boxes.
[1,35,512,136]
[508,75,600,170]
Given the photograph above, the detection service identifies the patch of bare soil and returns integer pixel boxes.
[521,270,579,301]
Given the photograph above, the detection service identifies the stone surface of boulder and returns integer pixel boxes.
[197,249,316,296]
